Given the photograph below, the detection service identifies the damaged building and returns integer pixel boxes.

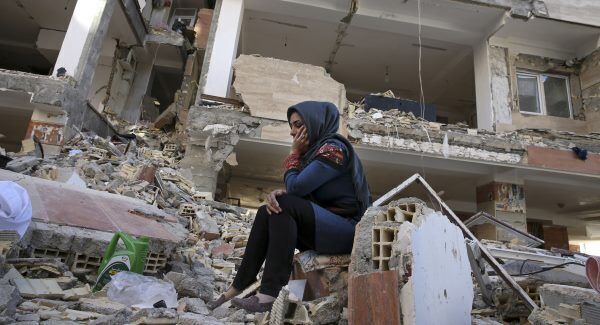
[184,0,600,255]
[0,0,600,324]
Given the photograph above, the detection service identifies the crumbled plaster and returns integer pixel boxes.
[490,46,513,126]
[455,0,548,18]
[361,134,523,164]
[0,69,72,107]
[145,28,185,47]
[581,49,600,112]
[181,104,262,193]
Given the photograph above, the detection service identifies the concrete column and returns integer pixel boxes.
[473,40,494,131]
[200,0,244,99]
[57,0,117,140]
[53,0,116,85]
[475,182,527,240]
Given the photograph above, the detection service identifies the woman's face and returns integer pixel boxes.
[289,112,305,138]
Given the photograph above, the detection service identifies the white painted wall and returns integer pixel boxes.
[203,0,244,98]
[473,40,494,131]
[53,0,106,78]
[571,240,600,256]
[401,211,473,325]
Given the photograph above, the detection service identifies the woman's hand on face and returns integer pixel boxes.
[291,126,309,155]
[266,189,286,215]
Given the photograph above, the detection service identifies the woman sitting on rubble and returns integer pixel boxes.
[208,101,371,313]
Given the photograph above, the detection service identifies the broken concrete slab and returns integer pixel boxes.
[178,297,210,315]
[78,297,127,315]
[153,103,177,129]
[15,313,40,322]
[164,272,214,301]
[0,70,69,107]
[232,54,347,121]
[11,278,64,299]
[178,312,223,325]
[0,169,186,245]
[539,283,600,309]
[6,156,42,173]
[62,308,103,321]
[308,294,341,324]
[89,308,133,325]
[128,308,178,324]
[0,283,22,317]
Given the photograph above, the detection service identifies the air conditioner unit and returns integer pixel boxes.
[118,48,137,72]
[170,8,197,29]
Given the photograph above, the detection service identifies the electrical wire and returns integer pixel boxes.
[510,259,585,277]
[417,0,425,119]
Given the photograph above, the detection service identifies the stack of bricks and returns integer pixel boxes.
[144,252,168,274]
[86,147,108,160]
[71,253,102,274]
[119,163,139,180]
[32,247,69,263]
[162,143,178,156]
[348,198,427,325]
[178,203,197,216]
[371,201,421,271]
[371,226,397,271]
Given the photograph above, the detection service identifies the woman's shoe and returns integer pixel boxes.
[231,295,274,313]
[207,294,229,310]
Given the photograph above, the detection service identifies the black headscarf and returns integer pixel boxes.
[287,101,372,219]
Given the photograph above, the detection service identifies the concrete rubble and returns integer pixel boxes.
[0,121,597,325]
[1,52,599,324]
[346,98,600,166]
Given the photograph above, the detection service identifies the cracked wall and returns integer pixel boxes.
[489,45,594,134]
[581,48,600,133]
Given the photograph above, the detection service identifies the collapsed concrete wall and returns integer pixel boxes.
[348,198,474,324]
[348,198,473,324]
[232,54,347,121]
[181,105,261,195]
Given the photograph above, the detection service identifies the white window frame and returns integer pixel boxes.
[516,71,573,119]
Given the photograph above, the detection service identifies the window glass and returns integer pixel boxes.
[542,75,570,118]
[517,74,540,113]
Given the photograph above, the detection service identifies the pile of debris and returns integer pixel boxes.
[1,108,599,324]
[0,124,259,323]
[346,95,600,162]
[4,124,195,215]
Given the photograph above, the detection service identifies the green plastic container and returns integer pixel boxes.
[92,232,149,292]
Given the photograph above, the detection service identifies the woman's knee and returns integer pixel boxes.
[275,194,304,212]
[254,205,269,224]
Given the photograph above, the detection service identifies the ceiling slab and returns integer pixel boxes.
[241,5,478,116]
[491,16,600,59]
[229,137,600,218]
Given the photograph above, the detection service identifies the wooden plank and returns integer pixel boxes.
[348,271,400,325]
